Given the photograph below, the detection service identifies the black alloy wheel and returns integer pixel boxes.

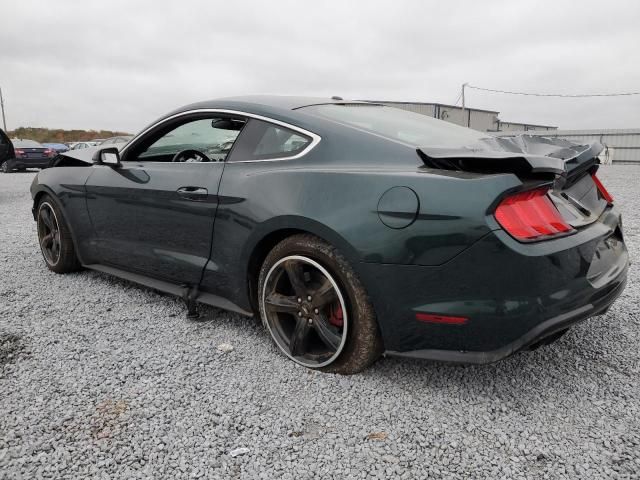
[36,196,81,273]
[38,202,62,267]
[262,255,348,368]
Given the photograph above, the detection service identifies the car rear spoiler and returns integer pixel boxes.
[417,135,603,179]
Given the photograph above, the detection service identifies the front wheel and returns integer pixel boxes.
[258,234,383,374]
[1,160,11,173]
[36,195,81,273]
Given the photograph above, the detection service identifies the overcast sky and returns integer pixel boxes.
[2,0,639,132]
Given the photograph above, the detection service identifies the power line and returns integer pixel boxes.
[467,84,640,98]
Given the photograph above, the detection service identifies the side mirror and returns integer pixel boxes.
[93,147,121,167]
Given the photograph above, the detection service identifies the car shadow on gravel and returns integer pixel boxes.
[87,270,259,328]
[83,269,633,400]
[364,314,634,407]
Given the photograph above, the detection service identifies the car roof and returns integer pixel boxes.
[148,95,377,138]
[217,95,368,110]
[173,95,371,114]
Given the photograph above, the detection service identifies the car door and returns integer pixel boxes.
[0,128,14,163]
[199,118,318,306]
[84,114,246,286]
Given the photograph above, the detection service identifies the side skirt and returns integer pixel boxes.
[84,263,254,317]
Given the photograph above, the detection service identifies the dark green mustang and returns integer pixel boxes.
[30,96,628,373]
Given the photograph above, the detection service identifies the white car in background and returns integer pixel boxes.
[70,142,97,150]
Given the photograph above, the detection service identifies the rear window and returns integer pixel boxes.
[13,140,43,148]
[301,104,490,148]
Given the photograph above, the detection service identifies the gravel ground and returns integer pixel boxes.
[0,167,638,479]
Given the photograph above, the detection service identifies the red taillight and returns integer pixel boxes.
[495,187,573,241]
[44,148,55,157]
[415,313,468,325]
[591,173,614,204]
[14,149,24,157]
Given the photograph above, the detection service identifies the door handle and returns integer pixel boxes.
[177,186,208,201]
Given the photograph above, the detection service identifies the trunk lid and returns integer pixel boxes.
[417,134,607,230]
[549,172,608,228]
[21,148,48,159]
[417,135,601,179]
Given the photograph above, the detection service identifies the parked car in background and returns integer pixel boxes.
[70,142,95,150]
[92,139,106,145]
[29,96,628,373]
[3,139,55,172]
[42,143,70,154]
[99,136,133,145]
[0,129,15,172]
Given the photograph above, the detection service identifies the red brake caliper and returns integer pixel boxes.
[328,303,344,327]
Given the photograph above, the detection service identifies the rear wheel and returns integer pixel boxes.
[36,195,81,273]
[258,234,383,374]
[1,160,10,173]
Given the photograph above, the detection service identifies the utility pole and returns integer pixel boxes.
[461,82,468,127]
[0,87,6,132]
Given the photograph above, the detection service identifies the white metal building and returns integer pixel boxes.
[363,100,557,133]
[493,121,557,133]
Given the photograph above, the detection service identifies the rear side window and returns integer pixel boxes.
[230,119,311,161]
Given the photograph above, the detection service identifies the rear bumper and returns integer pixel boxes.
[387,273,626,363]
[9,158,51,169]
[358,206,629,362]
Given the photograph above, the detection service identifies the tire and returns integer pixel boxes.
[1,160,10,173]
[36,194,81,273]
[258,234,383,374]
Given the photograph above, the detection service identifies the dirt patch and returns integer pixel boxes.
[91,399,129,440]
[0,333,24,367]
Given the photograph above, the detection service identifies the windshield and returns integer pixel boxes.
[301,104,492,148]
